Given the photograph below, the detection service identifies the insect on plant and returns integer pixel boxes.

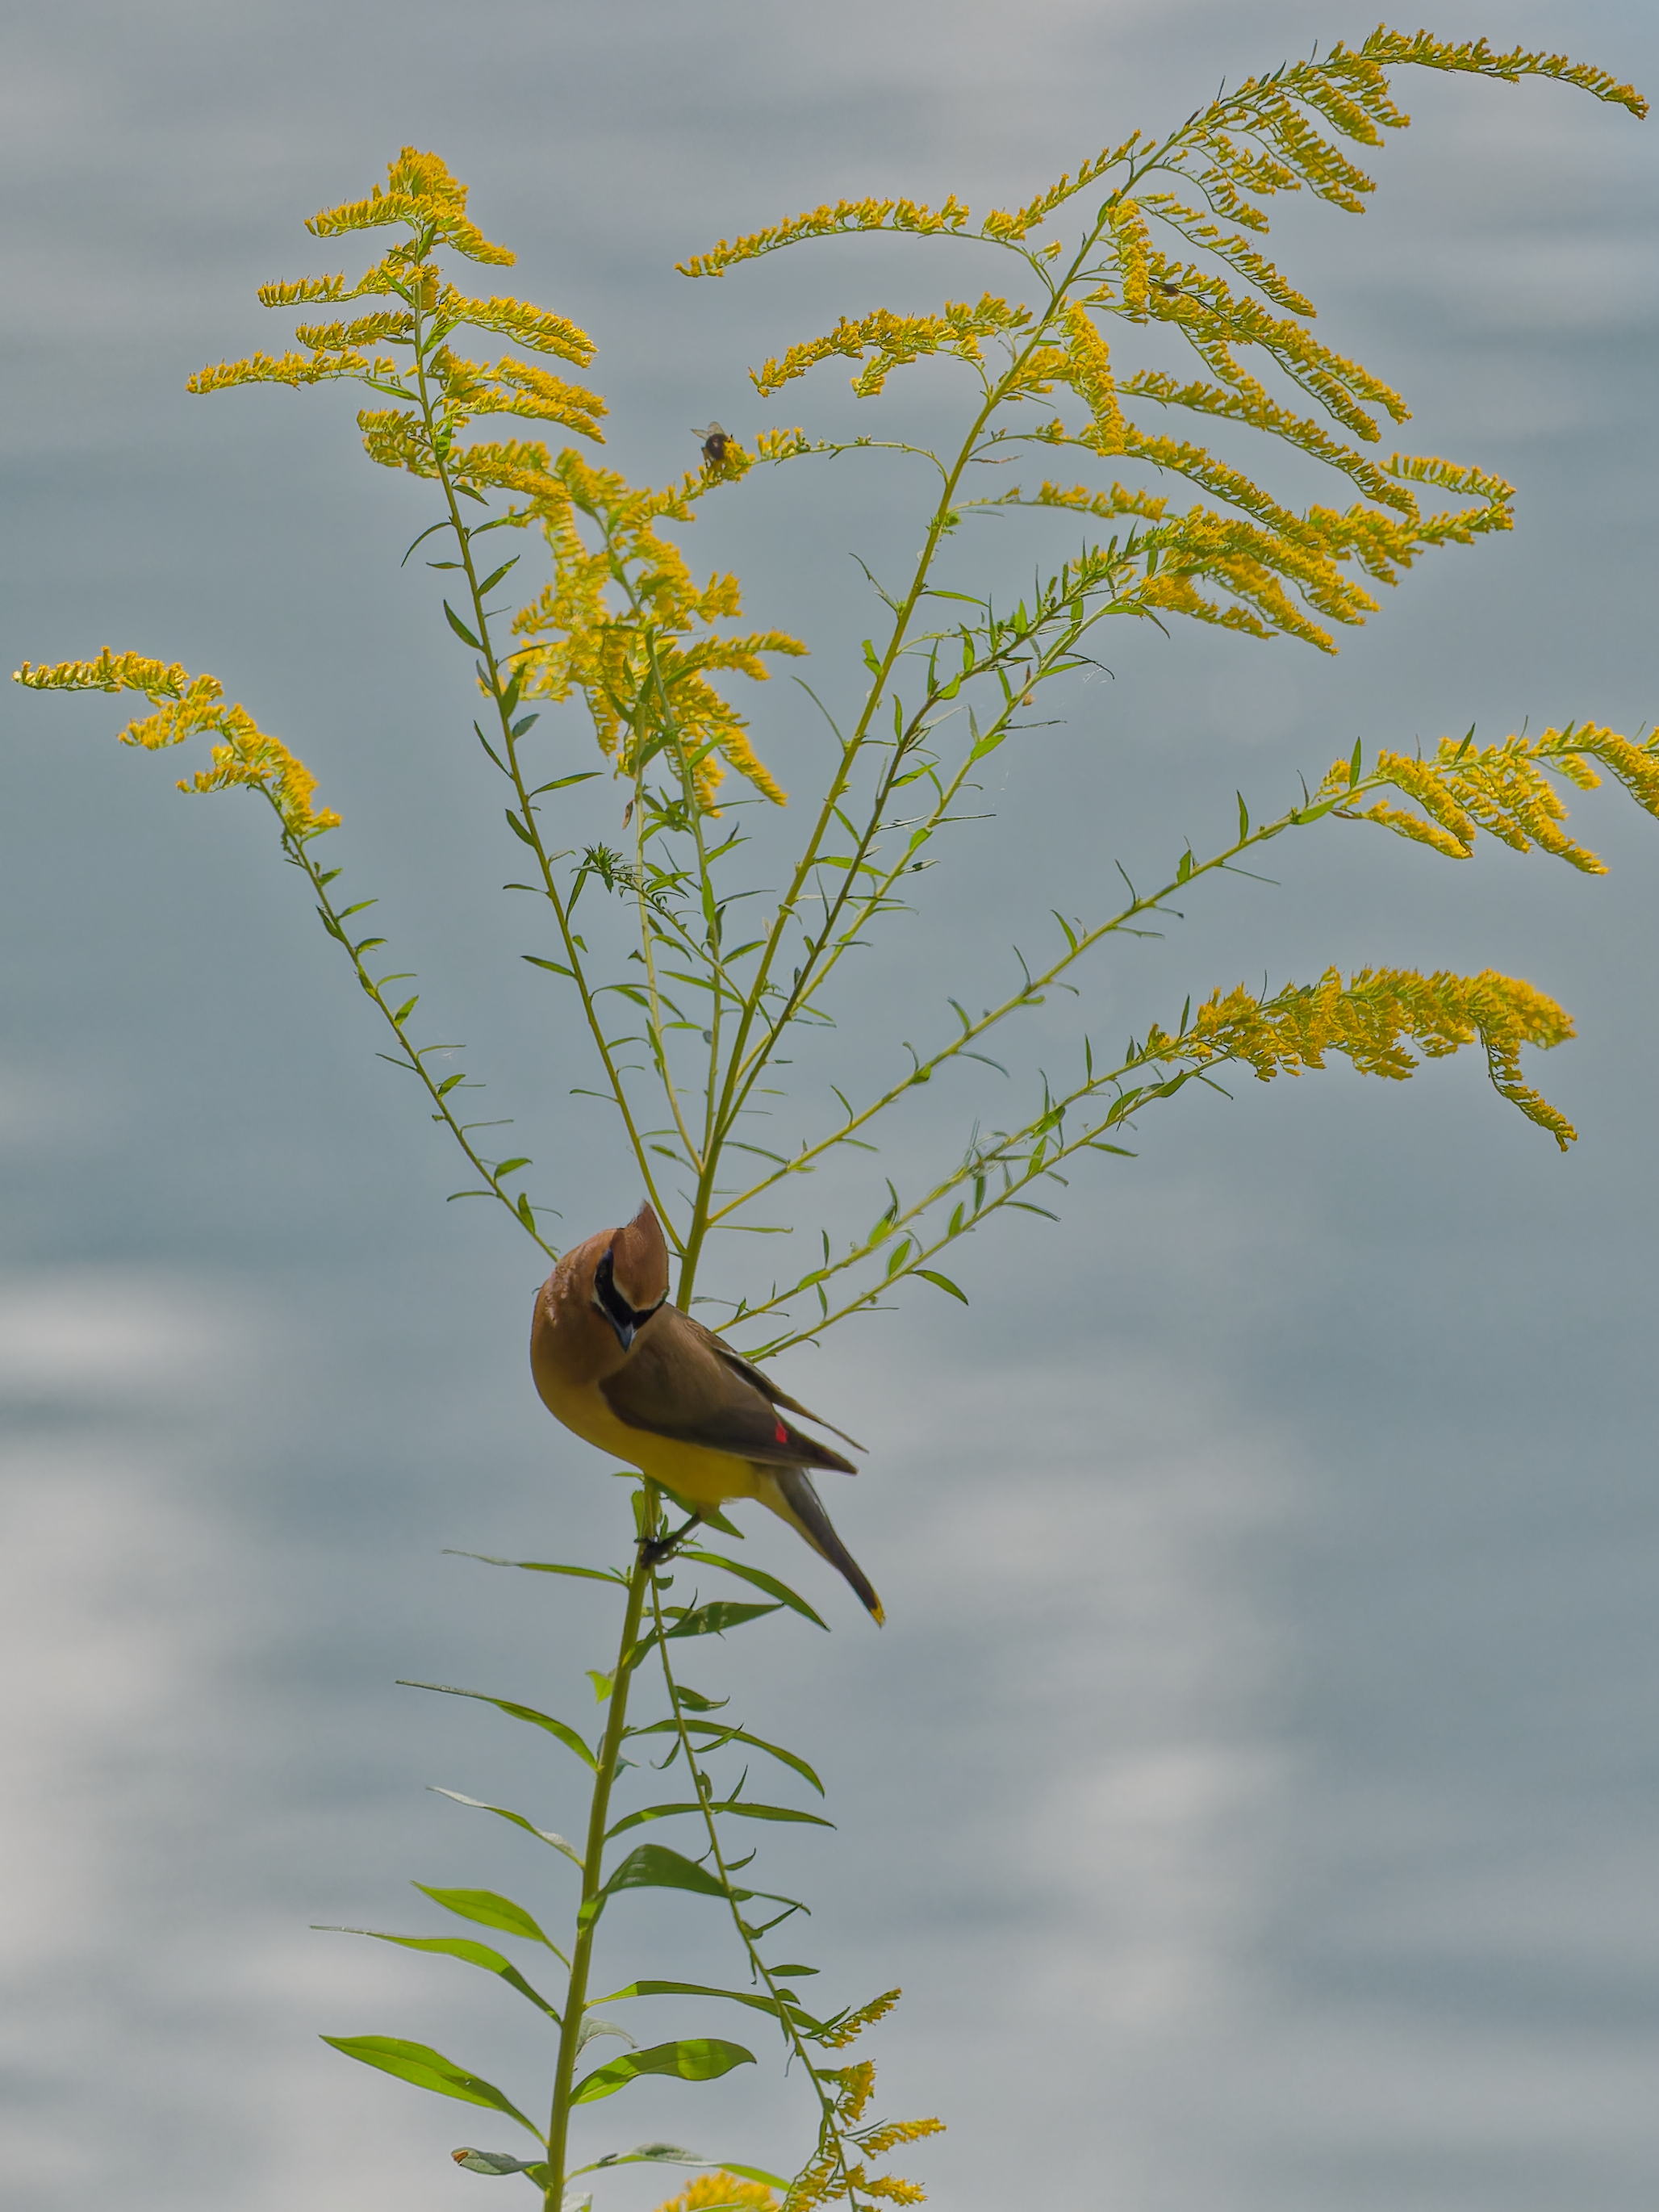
[13,24,1654,2212]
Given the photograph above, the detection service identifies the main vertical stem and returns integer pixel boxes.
[541,1533,654,2210]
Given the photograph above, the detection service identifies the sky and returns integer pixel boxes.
[2,2,1659,2208]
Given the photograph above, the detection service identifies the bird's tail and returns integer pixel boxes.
[769,1466,884,1625]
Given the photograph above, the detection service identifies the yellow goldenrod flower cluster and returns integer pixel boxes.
[1355,28,1644,113]
[753,295,1033,400]
[186,149,604,525]
[1144,965,1578,1149]
[675,31,1640,654]
[980,134,1146,242]
[305,144,517,265]
[1319,724,1659,873]
[784,2058,943,2210]
[12,651,338,840]
[513,451,803,811]
[653,2176,780,2212]
[677,195,974,282]
[174,148,804,811]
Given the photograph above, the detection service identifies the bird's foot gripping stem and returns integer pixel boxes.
[639,1512,703,1569]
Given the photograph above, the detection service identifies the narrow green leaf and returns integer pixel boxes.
[606,1799,833,1841]
[570,2040,755,2106]
[915,1268,970,1305]
[576,2147,790,2193]
[316,1927,559,2017]
[653,1499,742,1544]
[629,1717,825,1796]
[523,955,577,978]
[604,1845,741,1901]
[599,1979,791,2022]
[445,1550,627,1585]
[504,809,538,847]
[661,1601,782,1641]
[413,1885,562,1951]
[320,2035,539,2134]
[675,1551,829,1630]
[398,1682,597,1769]
[429,1788,583,1866]
[443,600,485,650]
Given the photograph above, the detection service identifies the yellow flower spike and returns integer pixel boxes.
[11,655,338,840]
[814,1988,901,2051]
[511,448,803,812]
[677,194,973,280]
[187,348,369,395]
[829,2060,876,2125]
[1059,301,1126,449]
[440,290,596,365]
[653,2175,779,2212]
[15,649,194,697]
[980,132,1145,243]
[750,295,1030,401]
[1348,27,1646,116]
[1136,194,1316,316]
[1323,725,1659,875]
[306,146,516,266]
[291,311,416,351]
[1034,479,1169,521]
[257,274,348,308]
[1144,966,1577,1150]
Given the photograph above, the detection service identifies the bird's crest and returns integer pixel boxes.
[609,1200,670,1314]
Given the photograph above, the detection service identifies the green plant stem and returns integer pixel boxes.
[646,1569,862,2209]
[542,1532,656,2210]
[403,287,673,1228]
[277,812,558,1256]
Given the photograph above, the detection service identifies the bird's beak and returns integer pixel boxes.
[604,1310,637,1353]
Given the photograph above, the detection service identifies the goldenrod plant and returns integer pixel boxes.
[15,27,1653,2212]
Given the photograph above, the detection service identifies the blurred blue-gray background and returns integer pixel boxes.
[3,3,1657,2206]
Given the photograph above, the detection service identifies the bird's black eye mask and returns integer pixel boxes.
[593,1246,664,1345]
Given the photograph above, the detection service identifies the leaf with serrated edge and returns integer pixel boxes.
[570,2038,755,2105]
[400,1682,597,1769]
[430,1789,583,1865]
[321,2035,539,2133]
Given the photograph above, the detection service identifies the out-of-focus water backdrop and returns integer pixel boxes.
[3,3,1657,2206]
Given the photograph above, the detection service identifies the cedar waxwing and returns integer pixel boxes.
[531,1202,884,1623]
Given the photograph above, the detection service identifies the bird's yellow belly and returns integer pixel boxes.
[537,1370,768,1512]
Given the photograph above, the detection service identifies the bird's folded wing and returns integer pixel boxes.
[600,1319,857,1474]
[679,1312,867,1453]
